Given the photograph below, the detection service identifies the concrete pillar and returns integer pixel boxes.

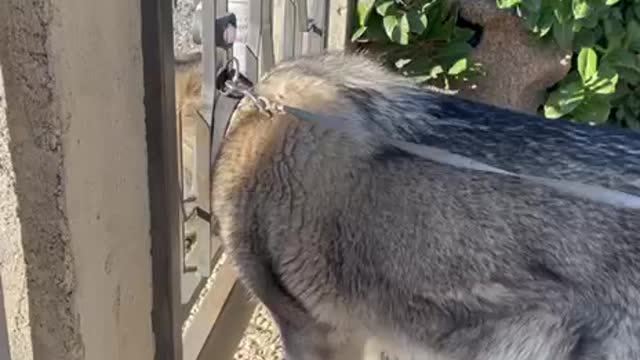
[0,0,155,359]
[0,279,12,359]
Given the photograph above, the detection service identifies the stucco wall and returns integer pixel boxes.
[0,0,154,359]
[0,28,35,360]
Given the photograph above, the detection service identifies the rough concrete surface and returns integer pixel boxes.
[0,1,84,358]
[0,46,36,360]
[1,0,154,359]
[0,279,14,359]
[50,0,155,358]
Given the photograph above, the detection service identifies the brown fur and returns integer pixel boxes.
[175,66,201,196]
[208,53,640,360]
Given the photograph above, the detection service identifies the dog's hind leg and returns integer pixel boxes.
[278,321,367,360]
[242,272,356,360]
[228,243,352,360]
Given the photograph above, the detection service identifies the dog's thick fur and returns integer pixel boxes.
[207,52,640,360]
[175,58,202,196]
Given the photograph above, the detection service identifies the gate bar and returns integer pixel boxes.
[140,0,183,356]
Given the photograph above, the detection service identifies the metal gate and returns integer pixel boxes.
[141,1,344,360]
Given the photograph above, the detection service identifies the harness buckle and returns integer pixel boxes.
[215,57,283,116]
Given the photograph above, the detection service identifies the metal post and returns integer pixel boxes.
[302,0,327,54]
[281,0,328,60]
[245,0,275,80]
[282,0,302,59]
[201,0,217,113]
[140,0,183,356]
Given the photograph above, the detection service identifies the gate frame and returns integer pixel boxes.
[141,1,352,359]
[140,0,183,358]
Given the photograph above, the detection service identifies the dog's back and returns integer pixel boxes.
[211,52,640,360]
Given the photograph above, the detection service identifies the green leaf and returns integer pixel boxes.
[448,58,469,75]
[399,13,411,45]
[430,65,445,78]
[624,4,636,23]
[399,55,437,78]
[409,63,446,83]
[572,21,583,33]
[626,19,640,51]
[454,27,476,42]
[554,0,573,24]
[356,0,376,26]
[576,9,600,29]
[416,0,437,14]
[351,26,368,42]
[496,0,521,9]
[522,10,541,32]
[570,96,612,124]
[544,80,586,119]
[537,6,556,36]
[585,66,619,94]
[406,11,428,34]
[573,28,599,50]
[602,48,640,73]
[577,48,598,81]
[376,1,396,16]
[521,0,542,12]
[605,0,621,5]
[383,13,411,45]
[434,41,473,66]
[572,0,591,19]
[544,105,570,119]
[617,69,640,85]
[383,15,399,41]
[603,17,625,49]
[552,20,575,49]
[360,14,389,42]
[425,14,456,41]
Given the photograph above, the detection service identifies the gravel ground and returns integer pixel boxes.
[173,1,283,359]
[173,0,202,56]
[234,306,284,360]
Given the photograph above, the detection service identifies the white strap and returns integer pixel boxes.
[283,105,640,210]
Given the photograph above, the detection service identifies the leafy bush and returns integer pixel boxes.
[351,0,640,130]
[351,0,483,89]
[497,0,640,128]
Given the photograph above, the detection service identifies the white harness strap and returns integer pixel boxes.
[216,57,640,210]
[283,106,640,210]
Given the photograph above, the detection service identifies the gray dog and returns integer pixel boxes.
[210,52,640,360]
